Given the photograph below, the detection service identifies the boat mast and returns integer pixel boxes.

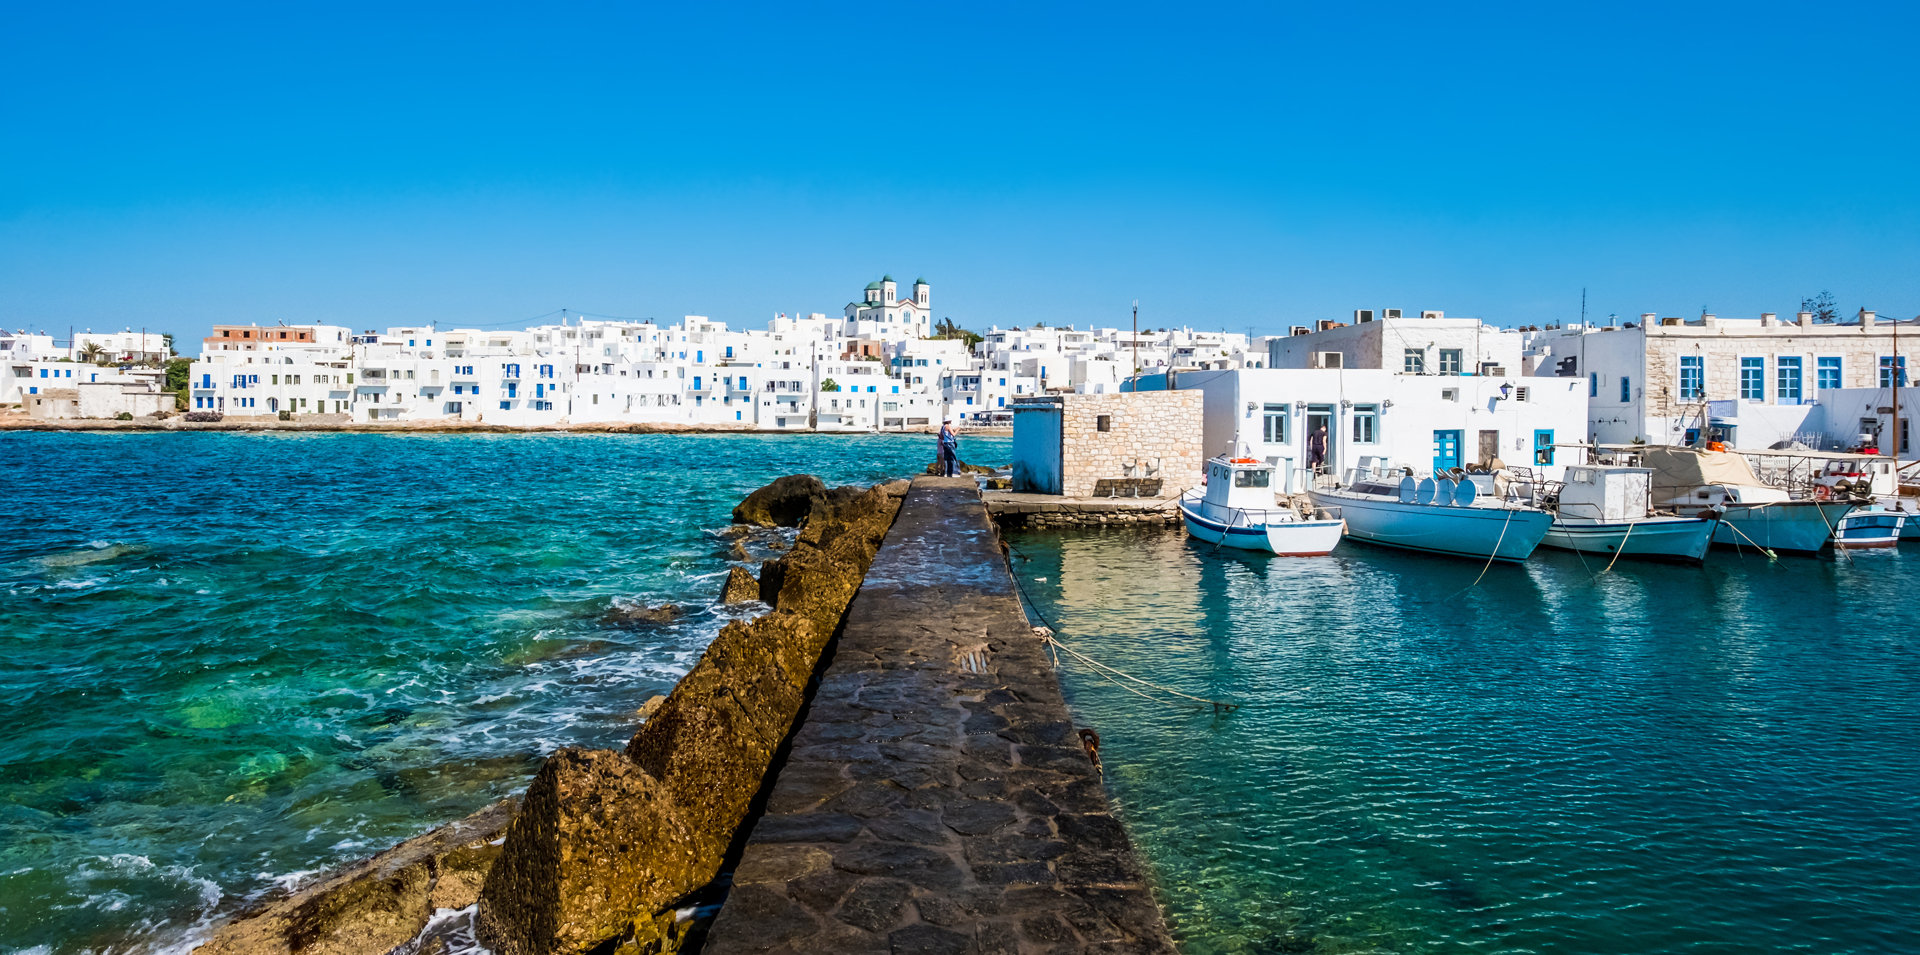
[1893,314,1901,475]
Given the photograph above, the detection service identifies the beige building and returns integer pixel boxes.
[1524,309,1915,448]
[1009,391,1203,497]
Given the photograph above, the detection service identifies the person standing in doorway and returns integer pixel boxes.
[1307,424,1328,474]
[939,419,960,477]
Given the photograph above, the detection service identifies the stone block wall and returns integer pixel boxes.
[1057,392,1203,498]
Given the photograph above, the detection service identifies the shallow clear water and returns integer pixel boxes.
[1008,532,1920,955]
[0,431,1004,955]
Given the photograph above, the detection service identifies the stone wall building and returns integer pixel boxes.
[1524,309,1916,449]
[1009,391,1203,497]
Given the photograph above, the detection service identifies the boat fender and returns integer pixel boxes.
[1815,484,1832,501]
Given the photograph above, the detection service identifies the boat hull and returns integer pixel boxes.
[1709,501,1856,554]
[1834,508,1906,549]
[1309,490,1552,562]
[1540,516,1717,564]
[1180,501,1344,556]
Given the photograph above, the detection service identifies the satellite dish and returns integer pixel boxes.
[1398,476,1417,503]
[1454,479,1478,506]
[1414,478,1436,505]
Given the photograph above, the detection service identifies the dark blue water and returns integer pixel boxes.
[1009,532,1920,954]
[0,431,1005,955]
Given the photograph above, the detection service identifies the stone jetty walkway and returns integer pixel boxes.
[704,476,1175,954]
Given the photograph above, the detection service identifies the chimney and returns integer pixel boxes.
[1797,311,1814,327]
[1761,312,1777,327]
[1701,313,1718,328]
[1640,313,1657,325]
[1861,309,1877,328]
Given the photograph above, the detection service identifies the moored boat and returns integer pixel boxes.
[1833,506,1906,549]
[1644,447,1854,555]
[1540,465,1718,563]
[1181,455,1344,556]
[1811,456,1920,542]
[1308,474,1552,562]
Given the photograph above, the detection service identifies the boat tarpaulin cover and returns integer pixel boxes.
[1644,447,1762,491]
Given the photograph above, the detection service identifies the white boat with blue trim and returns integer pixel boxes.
[1180,455,1344,556]
[1645,448,1855,555]
[1540,465,1719,564]
[1308,472,1553,563]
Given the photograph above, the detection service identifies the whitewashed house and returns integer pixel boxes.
[1159,368,1588,492]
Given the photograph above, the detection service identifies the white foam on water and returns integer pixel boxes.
[394,904,489,955]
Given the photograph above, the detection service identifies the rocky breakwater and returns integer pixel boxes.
[473,475,909,955]
[192,475,905,955]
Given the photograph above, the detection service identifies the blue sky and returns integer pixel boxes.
[3,2,1915,344]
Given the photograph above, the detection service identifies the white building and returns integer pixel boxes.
[183,275,962,429]
[1523,309,1919,452]
[1158,367,1589,491]
[1269,309,1522,376]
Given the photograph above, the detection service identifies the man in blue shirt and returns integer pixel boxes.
[938,420,959,477]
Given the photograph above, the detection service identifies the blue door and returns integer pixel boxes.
[1432,430,1462,472]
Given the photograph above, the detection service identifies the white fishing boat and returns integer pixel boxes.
[1811,457,1918,544]
[1539,465,1718,563]
[1308,472,1552,562]
[1181,455,1344,556]
[1644,448,1854,555]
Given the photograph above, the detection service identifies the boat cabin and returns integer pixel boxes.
[1555,466,1652,524]
[1203,455,1277,511]
[1814,457,1898,499]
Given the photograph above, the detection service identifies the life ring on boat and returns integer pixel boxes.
[1230,457,1257,464]
[1814,484,1832,501]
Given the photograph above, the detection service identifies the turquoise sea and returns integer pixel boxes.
[0,431,1002,955]
[1009,531,1920,954]
[8,433,1917,955]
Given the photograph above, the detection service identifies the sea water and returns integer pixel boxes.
[1008,530,1920,954]
[0,431,1003,955]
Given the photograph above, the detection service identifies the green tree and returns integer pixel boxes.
[820,378,840,392]
[164,357,193,410]
[1801,290,1839,324]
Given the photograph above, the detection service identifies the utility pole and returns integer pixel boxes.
[1131,300,1140,380]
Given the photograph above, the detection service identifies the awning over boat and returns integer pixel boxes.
[1643,447,1762,492]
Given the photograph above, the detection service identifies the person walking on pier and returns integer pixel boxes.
[939,419,960,477]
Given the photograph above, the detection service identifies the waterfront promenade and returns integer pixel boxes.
[705,477,1174,953]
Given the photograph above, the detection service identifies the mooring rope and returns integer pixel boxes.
[1036,629,1240,713]
[1006,542,1242,713]
[1448,506,1516,602]
[1719,509,1779,561]
[1597,520,1637,576]
[1809,501,1853,564]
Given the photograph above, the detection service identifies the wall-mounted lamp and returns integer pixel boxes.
[1294,400,1306,411]
[1340,399,1353,409]
[1381,399,1394,409]
[1246,401,1258,414]
[1497,383,1513,400]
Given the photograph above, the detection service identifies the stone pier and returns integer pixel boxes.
[703,476,1174,954]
